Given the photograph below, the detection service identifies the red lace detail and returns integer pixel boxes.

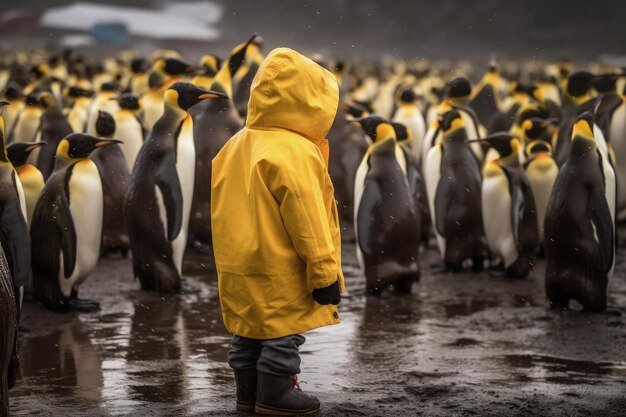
[291,374,301,390]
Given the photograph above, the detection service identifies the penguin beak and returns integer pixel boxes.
[95,139,123,148]
[25,142,46,152]
[198,91,228,100]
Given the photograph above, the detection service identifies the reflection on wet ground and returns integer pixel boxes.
[9,234,626,416]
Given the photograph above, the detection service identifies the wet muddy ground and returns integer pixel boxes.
[9,233,626,416]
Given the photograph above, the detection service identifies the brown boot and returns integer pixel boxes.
[234,368,257,412]
[255,372,320,416]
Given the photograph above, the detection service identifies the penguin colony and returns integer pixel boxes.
[0,38,623,412]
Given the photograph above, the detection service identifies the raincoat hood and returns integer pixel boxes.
[246,48,339,148]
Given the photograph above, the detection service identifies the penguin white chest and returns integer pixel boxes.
[59,160,103,297]
[171,116,196,273]
[482,166,517,267]
[114,112,144,171]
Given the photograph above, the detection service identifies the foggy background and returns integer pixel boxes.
[1,0,625,64]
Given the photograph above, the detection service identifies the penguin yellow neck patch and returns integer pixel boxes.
[57,139,71,159]
[374,123,396,143]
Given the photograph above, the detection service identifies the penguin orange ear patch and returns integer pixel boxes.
[198,93,222,99]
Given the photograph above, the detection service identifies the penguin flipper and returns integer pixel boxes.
[0,201,30,290]
[155,155,183,241]
[506,171,525,250]
[356,180,381,256]
[56,174,77,278]
[434,171,455,238]
[589,185,614,274]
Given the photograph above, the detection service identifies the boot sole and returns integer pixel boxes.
[255,403,320,416]
[236,401,255,412]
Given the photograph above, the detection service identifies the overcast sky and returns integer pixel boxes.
[4,0,625,61]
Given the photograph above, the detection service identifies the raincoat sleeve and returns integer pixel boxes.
[268,148,340,291]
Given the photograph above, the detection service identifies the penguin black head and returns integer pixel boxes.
[95,111,116,138]
[567,71,594,97]
[161,58,198,76]
[448,77,472,99]
[5,82,23,100]
[515,103,548,127]
[227,34,259,78]
[30,63,50,79]
[340,102,369,119]
[148,57,197,89]
[198,54,222,77]
[353,115,396,143]
[164,82,228,111]
[592,73,619,95]
[131,58,148,74]
[111,93,141,110]
[471,133,521,159]
[25,93,40,106]
[100,82,118,93]
[65,86,93,99]
[57,133,122,160]
[521,118,545,140]
[525,140,553,156]
[399,87,416,103]
[6,142,46,167]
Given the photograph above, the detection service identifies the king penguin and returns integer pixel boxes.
[473,133,539,277]
[65,86,94,133]
[233,36,264,119]
[191,54,222,89]
[2,83,24,136]
[126,82,227,292]
[0,101,30,387]
[353,116,421,294]
[85,82,119,136]
[524,139,559,253]
[188,35,257,249]
[90,111,131,257]
[424,110,488,270]
[9,93,42,143]
[37,91,73,180]
[143,57,197,132]
[392,86,426,165]
[6,142,46,226]
[470,62,503,129]
[31,133,121,311]
[327,102,369,242]
[544,112,615,311]
[111,94,145,171]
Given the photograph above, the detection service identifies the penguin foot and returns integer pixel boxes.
[430,265,451,274]
[393,277,415,294]
[68,298,101,313]
[487,269,508,278]
[17,323,31,333]
[471,257,485,271]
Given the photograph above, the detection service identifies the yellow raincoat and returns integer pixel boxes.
[211,48,344,339]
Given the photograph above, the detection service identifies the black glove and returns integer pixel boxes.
[312,280,341,305]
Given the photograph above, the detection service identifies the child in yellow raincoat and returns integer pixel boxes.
[211,48,344,415]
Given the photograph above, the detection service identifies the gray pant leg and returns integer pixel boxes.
[257,334,306,376]
[228,335,261,370]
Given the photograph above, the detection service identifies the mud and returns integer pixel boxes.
[8,233,626,416]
